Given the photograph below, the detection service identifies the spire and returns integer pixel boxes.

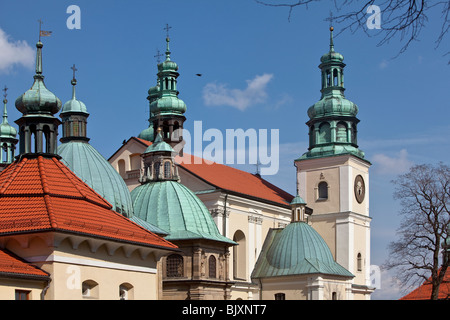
[329,26,335,52]
[0,86,18,166]
[35,41,43,78]
[2,86,8,124]
[165,37,171,61]
[70,64,78,99]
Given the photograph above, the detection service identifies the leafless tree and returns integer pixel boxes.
[384,163,449,300]
[255,0,450,63]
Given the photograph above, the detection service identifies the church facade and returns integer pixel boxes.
[108,28,374,300]
[0,26,373,300]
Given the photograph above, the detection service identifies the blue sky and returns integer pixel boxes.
[1,0,449,300]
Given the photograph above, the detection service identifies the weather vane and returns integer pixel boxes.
[38,19,52,41]
[164,23,172,38]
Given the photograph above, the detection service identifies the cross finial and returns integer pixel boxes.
[2,86,8,100]
[325,11,334,28]
[71,64,78,80]
[154,49,163,63]
[255,160,261,176]
[164,23,172,38]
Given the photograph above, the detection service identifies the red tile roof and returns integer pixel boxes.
[0,156,178,251]
[400,269,450,300]
[0,248,49,279]
[133,137,294,207]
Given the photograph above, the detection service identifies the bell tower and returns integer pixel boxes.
[294,27,373,299]
[149,31,187,155]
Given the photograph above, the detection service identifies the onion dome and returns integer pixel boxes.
[0,96,17,140]
[61,78,88,115]
[15,41,61,115]
[307,95,358,119]
[252,222,353,278]
[290,194,306,206]
[150,37,187,116]
[138,124,155,142]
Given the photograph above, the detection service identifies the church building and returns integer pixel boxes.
[0,24,373,300]
[109,27,374,300]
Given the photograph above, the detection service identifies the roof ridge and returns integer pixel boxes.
[37,156,58,228]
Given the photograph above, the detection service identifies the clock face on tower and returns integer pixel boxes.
[354,175,365,204]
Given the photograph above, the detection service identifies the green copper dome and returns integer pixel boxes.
[252,222,353,278]
[131,180,235,244]
[0,99,17,139]
[61,79,88,115]
[144,130,173,153]
[150,95,187,115]
[138,125,155,142]
[57,141,134,217]
[15,42,62,115]
[290,194,306,205]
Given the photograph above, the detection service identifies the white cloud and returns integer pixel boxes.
[202,73,273,111]
[0,28,34,74]
[372,149,413,175]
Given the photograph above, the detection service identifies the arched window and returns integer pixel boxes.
[336,122,347,142]
[318,181,328,200]
[82,280,99,299]
[154,161,161,179]
[233,230,247,280]
[318,123,330,144]
[118,159,126,178]
[164,161,171,179]
[119,283,134,300]
[333,69,339,86]
[166,254,183,277]
[357,253,362,271]
[209,255,216,278]
[332,292,337,300]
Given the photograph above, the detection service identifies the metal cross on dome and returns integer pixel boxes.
[154,49,164,63]
[2,86,7,100]
[325,11,334,28]
[164,23,172,38]
[71,64,78,80]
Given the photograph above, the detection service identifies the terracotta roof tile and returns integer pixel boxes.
[400,269,450,300]
[134,137,293,207]
[0,156,178,251]
[0,248,49,279]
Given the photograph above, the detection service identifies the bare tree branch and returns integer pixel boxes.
[256,0,450,63]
